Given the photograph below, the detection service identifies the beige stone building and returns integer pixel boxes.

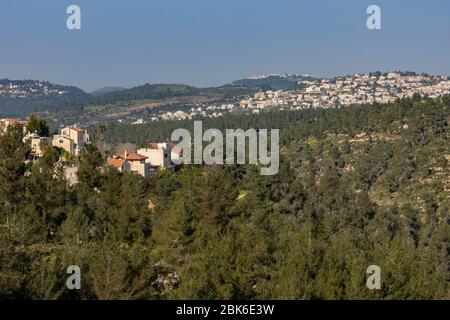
[108,150,149,178]
[52,125,90,156]
[29,133,51,158]
[0,118,27,133]
[52,135,75,155]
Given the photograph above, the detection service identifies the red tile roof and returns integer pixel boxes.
[107,158,126,168]
[117,151,148,161]
[1,118,27,125]
[69,126,84,132]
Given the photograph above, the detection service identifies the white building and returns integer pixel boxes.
[137,142,181,169]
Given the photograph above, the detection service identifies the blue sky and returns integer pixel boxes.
[1,0,449,92]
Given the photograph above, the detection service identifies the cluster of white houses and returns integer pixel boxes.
[239,72,450,111]
[1,118,180,184]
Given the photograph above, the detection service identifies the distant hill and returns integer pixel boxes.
[0,79,91,117]
[90,87,127,96]
[92,84,199,104]
[90,83,258,105]
[0,80,257,119]
[232,74,319,91]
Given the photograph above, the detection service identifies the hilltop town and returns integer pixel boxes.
[0,79,70,98]
[2,72,449,126]
[242,72,450,110]
[137,72,450,123]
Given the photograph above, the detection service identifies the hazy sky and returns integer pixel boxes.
[1,0,449,92]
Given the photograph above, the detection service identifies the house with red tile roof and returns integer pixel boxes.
[107,158,130,173]
[0,118,27,134]
[117,151,148,162]
[108,150,149,178]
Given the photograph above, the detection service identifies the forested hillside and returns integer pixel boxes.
[92,84,256,105]
[0,80,91,117]
[0,80,257,119]
[0,95,448,299]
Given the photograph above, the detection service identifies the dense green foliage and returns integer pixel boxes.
[101,107,330,145]
[90,87,128,96]
[25,114,50,137]
[0,96,448,300]
[92,84,256,105]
